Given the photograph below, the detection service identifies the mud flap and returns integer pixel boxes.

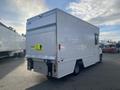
[27,58,33,70]
[47,60,53,77]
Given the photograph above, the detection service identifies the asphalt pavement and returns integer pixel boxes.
[0,53,120,90]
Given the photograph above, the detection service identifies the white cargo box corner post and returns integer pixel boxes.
[26,9,102,78]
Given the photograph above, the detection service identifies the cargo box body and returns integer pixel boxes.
[0,22,25,58]
[26,9,100,78]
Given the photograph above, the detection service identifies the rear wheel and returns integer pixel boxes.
[73,61,83,75]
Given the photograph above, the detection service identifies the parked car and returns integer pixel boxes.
[102,44,119,53]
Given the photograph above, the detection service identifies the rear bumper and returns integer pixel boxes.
[26,55,56,60]
[27,58,57,77]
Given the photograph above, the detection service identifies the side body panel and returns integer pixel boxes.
[0,23,25,52]
[56,10,99,78]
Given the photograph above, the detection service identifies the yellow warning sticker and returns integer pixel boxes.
[32,43,43,51]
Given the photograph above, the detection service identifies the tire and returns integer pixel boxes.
[13,53,17,57]
[18,53,24,57]
[73,61,83,75]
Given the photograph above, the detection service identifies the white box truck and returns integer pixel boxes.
[0,22,25,58]
[26,8,102,78]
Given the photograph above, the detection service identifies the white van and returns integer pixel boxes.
[26,8,102,78]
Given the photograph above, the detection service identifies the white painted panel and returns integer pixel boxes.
[57,10,99,67]
[0,24,25,52]
[27,13,56,30]
[57,60,76,78]
[26,25,56,60]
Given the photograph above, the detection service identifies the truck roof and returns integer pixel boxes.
[0,22,17,33]
[27,8,99,30]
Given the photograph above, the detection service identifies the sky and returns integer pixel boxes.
[0,0,120,41]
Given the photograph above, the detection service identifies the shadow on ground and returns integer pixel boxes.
[26,54,120,90]
[0,57,24,79]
